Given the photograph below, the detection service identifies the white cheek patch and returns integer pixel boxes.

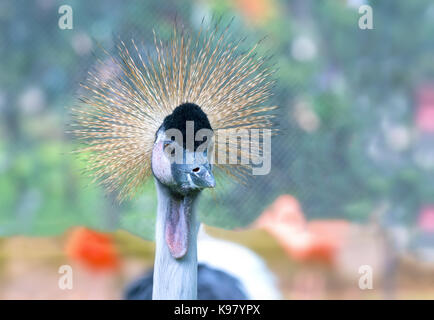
[151,133,173,185]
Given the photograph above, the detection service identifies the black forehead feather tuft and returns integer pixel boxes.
[161,103,213,150]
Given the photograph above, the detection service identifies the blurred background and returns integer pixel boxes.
[0,0,434,299]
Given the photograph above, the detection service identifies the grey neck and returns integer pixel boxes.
[152,179,200,300]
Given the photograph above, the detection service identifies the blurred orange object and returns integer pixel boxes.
[235,0,274,25]
[256,195,350,265]
[255,195,305,231]
[65,227,119,272]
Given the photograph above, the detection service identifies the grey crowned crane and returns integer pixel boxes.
[70,21,277,300]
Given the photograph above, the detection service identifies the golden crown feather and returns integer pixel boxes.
[70,20,278,201]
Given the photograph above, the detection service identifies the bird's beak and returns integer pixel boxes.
[189,165,215,189]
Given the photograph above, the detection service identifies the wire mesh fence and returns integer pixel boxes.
[0,0,433,243]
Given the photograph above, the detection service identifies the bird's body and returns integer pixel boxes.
[197,228,281,300]
[125,263,248,300]
[71,20,277,299]
[125,226,281,300]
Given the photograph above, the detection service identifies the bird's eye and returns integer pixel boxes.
[163,141,176,158]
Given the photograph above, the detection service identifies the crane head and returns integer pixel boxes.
[151,103,215,259]
[151,103,215,196]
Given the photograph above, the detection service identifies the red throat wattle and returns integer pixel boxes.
[165,198,190,259]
